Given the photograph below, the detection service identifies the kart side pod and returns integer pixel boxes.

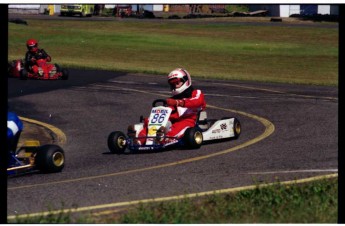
[201,117,241,141]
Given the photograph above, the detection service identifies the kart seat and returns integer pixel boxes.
[197,111,208,130]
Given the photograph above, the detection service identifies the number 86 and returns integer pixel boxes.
[151,113,166,123]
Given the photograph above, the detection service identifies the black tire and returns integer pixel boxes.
[184,127,203,149]
[233,118,241,139]
[20,69,28,80]
[108,131,127,154]
[61,69,69,80]
[35,145,65,173]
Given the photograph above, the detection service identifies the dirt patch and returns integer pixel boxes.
[18,121,55,147]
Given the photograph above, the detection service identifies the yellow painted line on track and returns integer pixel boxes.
[8,173,338,220]
[19,116,67,145]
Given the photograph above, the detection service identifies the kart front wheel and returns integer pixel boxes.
[108,131,127,154]
[35,144,65,173]
[184,127,203,149]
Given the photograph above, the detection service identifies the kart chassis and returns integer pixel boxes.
[108,99,241,154]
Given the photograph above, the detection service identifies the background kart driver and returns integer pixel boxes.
[25,39,52,74]
[128,68,206,145]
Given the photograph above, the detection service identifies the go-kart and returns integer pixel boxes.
[7,139,65,176]
[107,99,241,154]
[8,59,69,80]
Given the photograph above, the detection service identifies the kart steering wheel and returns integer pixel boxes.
[152,99,167,107]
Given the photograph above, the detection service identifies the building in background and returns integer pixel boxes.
[8,4,339,17]
[248,4,339,17]
[9,5,46,14]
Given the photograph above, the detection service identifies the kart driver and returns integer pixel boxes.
[7,111,24,153]
[25,39,52,74]
[129,68,206,145]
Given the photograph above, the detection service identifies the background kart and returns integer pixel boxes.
[8,59,69,80]
[8,139,65,176]
[108,99,241,154]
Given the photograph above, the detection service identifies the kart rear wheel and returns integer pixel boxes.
[35,144,65,173]
[233,118,241,139]
[184,127,203,149]
[20,69,28,80]
[221,117,241,139]
[108,131,127,154]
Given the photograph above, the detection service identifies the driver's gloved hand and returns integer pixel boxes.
[166,98,185,107]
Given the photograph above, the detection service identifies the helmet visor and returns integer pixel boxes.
[28,44,38,52]
[168,78,184,90]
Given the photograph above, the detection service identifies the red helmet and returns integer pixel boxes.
[26,39,38,53]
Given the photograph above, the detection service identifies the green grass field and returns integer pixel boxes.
[115,177,338,223]
[9,177,337,223]
[8,18,338,86]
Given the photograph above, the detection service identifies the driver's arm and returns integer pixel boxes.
[183,90,205,108]
[40,49,51,62]
[25,52,32,65]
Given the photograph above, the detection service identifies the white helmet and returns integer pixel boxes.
[167,68,192,96]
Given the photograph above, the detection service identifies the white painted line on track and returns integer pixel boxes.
[212,82,338,101]
[108,80,139,84]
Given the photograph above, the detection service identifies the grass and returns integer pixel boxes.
[8,177,338,223]
[225,5,250,13]
[8,18,338,86]
[113,177,338,223]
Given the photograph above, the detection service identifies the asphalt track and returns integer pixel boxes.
[7,69,338,219]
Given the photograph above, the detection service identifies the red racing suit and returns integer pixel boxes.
[137,87,206,144]
[167,89,206,138]
[25,49,51,74]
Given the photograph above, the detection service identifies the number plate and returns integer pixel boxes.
[146,106,172,144]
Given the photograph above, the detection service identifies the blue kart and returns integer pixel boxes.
[8,139,65,176]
